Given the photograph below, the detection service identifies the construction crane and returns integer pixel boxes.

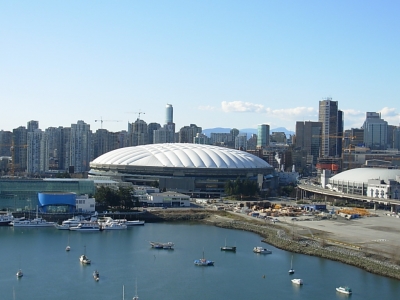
[133,111,145,121]
[95,117,121,129]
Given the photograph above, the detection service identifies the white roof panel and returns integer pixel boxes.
[91,143,271,169]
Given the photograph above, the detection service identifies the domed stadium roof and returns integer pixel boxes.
[91,143,271,169]
[330,168,400,183]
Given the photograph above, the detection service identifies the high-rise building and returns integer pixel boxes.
[12,126,28,174]
[179,124,202,143]
[257,124,270,148]
[147,123,161,144]
[318,98,342,157]
[295,121,322,164]
[27,129,48,175]
[70,121,92,173]
[166,104,173,124]
[363,112,388,150]
[27,120,39,132]
[129,119,148,146]
[235,134,247,150]
[0,130,12,156]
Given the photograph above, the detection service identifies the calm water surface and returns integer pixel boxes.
[1,223,399,300]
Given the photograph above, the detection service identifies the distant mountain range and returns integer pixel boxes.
[202,127,294,138]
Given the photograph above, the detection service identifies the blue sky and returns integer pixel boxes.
[1,1,399,133]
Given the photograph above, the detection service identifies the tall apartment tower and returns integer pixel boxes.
[257,124,270,148]
[27,129,49,175]
[318,98,343,157]
[164,104,175,143]
[70,120,92,173]
[363,112,388,150]
[27,120,39,132]
[12,126,28,174]
[166,104,173,123]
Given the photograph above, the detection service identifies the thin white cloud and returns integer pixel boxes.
[197,105,217,111]
[221,101,265,113]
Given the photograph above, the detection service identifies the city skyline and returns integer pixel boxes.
[1,1,399,132]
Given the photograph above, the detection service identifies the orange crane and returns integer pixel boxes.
[95,117,121,129]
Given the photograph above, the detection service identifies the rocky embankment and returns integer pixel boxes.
[149,209,400,280]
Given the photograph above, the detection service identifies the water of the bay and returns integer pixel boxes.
[1,223,399,300]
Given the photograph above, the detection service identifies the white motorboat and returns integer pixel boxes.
[55,224,70,230]
[79,246,91,264]
[336,286,352,295]
[61,215,86,227]
[70,221,101,231]
[16,269,23,278]
[115,219,145,226]
[253,246,272,254]
[291,278,303,285]
[0,211,14,226]
[102,221,127,230]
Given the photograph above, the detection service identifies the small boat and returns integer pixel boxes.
[336,286,352,295]
[253,246,272,254]
[220,238,236,252]
[194,250,214,266]
[115,219,145,226]
[55,224,71,230]
[288,255,295,274]
[79,246,91,264]
[61,215,86,228]
[70,221,101,231]
[102,221,127,230]
[0,211,14,226]
[150,241,174,250]
[66,234,71,251]
[93,270,100,281]
[11,207,54,227]
[16,269,23,278]
[291,278,303,285]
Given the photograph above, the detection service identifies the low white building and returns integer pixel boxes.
[76,194,96,212]
[146,192,190,207]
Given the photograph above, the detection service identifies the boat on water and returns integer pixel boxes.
[11,206,54,227]
[61,215,86,227]
[336,286,352,295]
[0,212,14,226]
[102,221,127,230]
[220,238,236,252]
[150,241,174,250]
[55,224,71,230]
[288,255,295,274]
[79,246,91,264]
[291,278,303,285]
[194,250,214,266]
[70,221,101,231]
[115,219,145,226]
[253,246,272,254]
[16,269,23,278]
[93,270,99,281]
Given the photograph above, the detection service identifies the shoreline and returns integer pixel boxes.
[150,209,400,281]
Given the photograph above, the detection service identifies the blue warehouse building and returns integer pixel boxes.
[38,192,77,213]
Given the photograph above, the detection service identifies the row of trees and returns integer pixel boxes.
[224,178,258,199]
[94,186,140,211]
